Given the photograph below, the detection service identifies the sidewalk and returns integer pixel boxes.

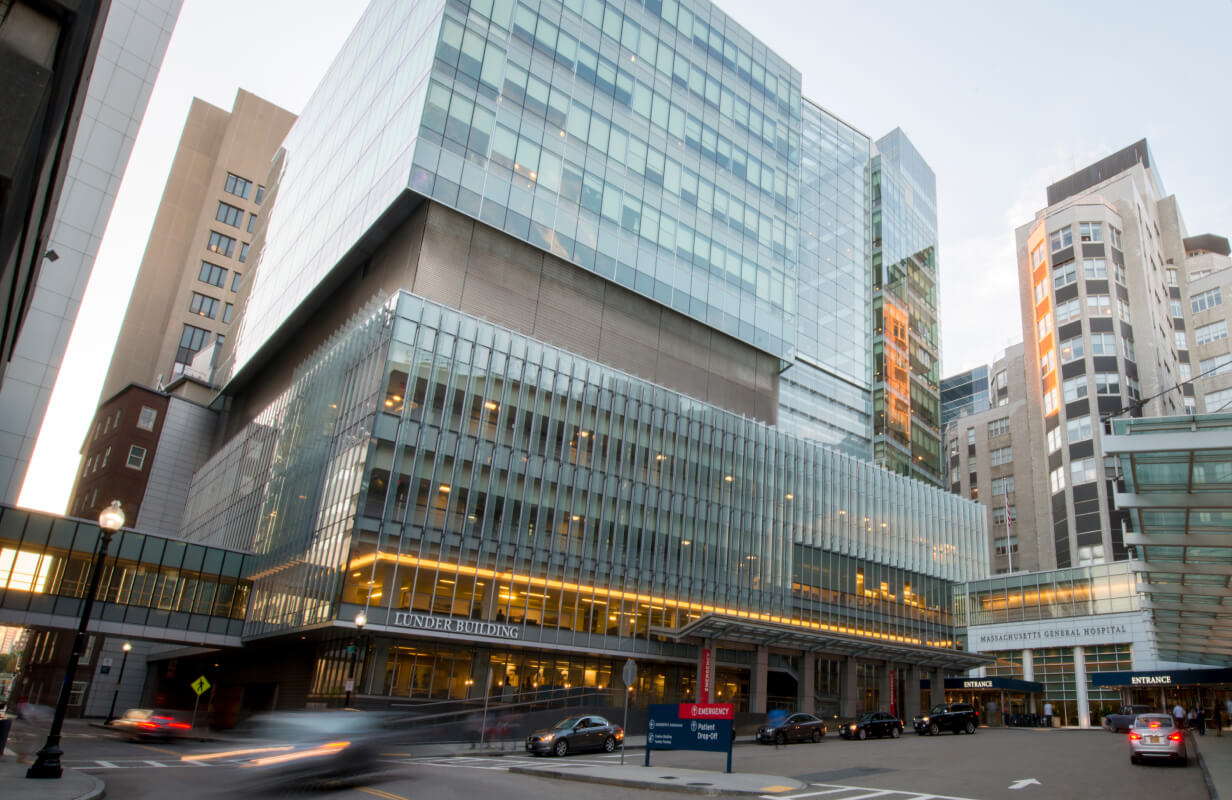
[1,718,105,800]
[1192,730,1231,800]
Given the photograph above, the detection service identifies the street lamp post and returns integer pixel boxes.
[28,500,125,779]
[344,612,366,707]
[105,642,132,723]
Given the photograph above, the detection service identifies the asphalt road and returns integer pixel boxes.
[4,720,1210,800]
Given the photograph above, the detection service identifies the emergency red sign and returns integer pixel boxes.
[680,703,734,720]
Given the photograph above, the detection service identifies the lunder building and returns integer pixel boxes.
[165,0,987,720]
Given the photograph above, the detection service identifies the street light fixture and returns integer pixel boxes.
[28,500,125,779]
[106,642,133,723]
[344,612,366,707]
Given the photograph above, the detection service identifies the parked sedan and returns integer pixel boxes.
[840,711,903,740]
[526,715,624,756]
[1105,704,1155,733]
[108,708,193,741]
[1129,713,1187,766]
[755,712,827,745]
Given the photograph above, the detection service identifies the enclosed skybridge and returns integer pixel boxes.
[0,504,251,647]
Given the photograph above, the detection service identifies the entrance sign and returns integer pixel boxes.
[645,703,734,773]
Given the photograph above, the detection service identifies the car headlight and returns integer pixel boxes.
[541,733,555,742]
[921,716,929,723]
[849,725,857,730]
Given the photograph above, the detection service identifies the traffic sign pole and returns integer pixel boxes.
[621,659,636,765]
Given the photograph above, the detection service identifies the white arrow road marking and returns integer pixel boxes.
[1009,779,1040,790]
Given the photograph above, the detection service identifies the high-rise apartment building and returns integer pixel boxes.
[944,344,1047,574]
[156,0,987,718]
[1016,140,1190,568]
[1181,234,1232,412]
[0,0,182,503]
[871,129,942,485]
[102,90,297,402]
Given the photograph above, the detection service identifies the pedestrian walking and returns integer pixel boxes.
[1043,701,1053,728]
[1196,705,1206,736]
[1173,702,1186,732]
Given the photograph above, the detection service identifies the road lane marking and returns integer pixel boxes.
[767,786,983,800]
[357,787,411,800]
[96,760,119,769]
[143,760,167,767]
[138,744,181,757]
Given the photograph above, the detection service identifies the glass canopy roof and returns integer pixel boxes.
[1106,414,1232,666]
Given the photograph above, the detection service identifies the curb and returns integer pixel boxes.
[1194,746,1218,800]
[75,770,106,800]
[507,765,787,796]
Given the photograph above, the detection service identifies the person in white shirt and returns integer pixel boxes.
[1173,703,1186,731]
[1043,701,1053,727]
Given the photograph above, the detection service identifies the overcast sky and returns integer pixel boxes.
[20,0,1232,512]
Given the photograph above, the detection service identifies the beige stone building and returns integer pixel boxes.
[1181,234,1232,412]
[102,89,295,403]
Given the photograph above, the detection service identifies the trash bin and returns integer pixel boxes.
[0,716,12,755]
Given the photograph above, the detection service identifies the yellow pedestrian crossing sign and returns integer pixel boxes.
[191,675,211,695]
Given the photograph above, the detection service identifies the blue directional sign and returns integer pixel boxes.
[645,703,734,772]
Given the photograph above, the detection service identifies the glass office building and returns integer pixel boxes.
[190,0,985,718]
[192,292,986,711]
[872,129,942,485]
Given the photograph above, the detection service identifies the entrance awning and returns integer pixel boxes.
[1089,668,1232,688]
[655,613,994,670]
[942,677,1043,693]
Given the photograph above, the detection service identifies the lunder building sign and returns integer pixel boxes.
[391,612,521,640]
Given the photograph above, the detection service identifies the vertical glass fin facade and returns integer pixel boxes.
[212,292,987,650]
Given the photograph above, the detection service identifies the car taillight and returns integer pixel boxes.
[1149,722,1160,728]
[1168,732,1183,742]
[1128,732,1142,740]
[138,721,159,730]
[169,722,191,729]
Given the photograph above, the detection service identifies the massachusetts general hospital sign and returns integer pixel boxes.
[967,611,1149,653]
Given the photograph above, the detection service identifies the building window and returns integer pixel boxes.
[207,231,236,258]
[1043,388,1059,414]
[988,418,1011,438]
[1180,363,1192,381]
[1040,349,1056,377]
[990,446,1012,466]
[1049,225,1073,252]
[1166,268,1178,287]
[69,680,88,706]
[223,303,234,324]
[1094,372,1120,395]
[189,291,219,319]
[1196,321,1228,345]
[966,427,976,446]
[137,406,157,431]
[1114,263,1127,285]
[1205,386,1232,413]
[238,242,250,263]
[173,324,211,376]
[1175,331,1188,351]
[1037,314,1052,340]
[1082,258,1106,279]
[1055,298,1080,324]
[1200,353,1232,376]
[1047,427,1062,454]
[1109,226,1123,248]
[215,201,243,227]
[1170,299,1183,318]
[1052,259,1076,288]
[255,184,266,204]
[991,475,1015,495]
[231,272,242,292]
[1059,336,1084,363]
[1031,245,1044,267]
[1124,338,1136,362]
[1191,287,1222,314]
[994,536,1018,556]
[1066,415,1093,441]
[127,445,147,470]
[101,446,110,467]
[1070,457,1097,484]
[1090,333,1116,356]
[1063,376,1088,402]
[1086,295,1112,316]
[1079,222,1102,243]
[224,172,252,199]
[199,261,227,288]
[247,214,257,234]
[1034,277,1048,304]
[1050,465,1066,494]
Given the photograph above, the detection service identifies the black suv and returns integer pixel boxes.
[913,702,979,735]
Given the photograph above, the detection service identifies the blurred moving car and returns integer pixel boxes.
[193,710,396,789]
[1105,704,1156,733]
[108,709,193,741]
[840,711,903,740]
[526,715,623,756]
[1128,713,1187,765]
[913,702,979,735]
[755,712,827,744]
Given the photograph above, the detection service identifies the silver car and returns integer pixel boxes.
[1128,713,1186,766]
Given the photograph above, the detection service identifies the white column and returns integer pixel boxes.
[1022,649,1036,714]
[1074,646,1090,728]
